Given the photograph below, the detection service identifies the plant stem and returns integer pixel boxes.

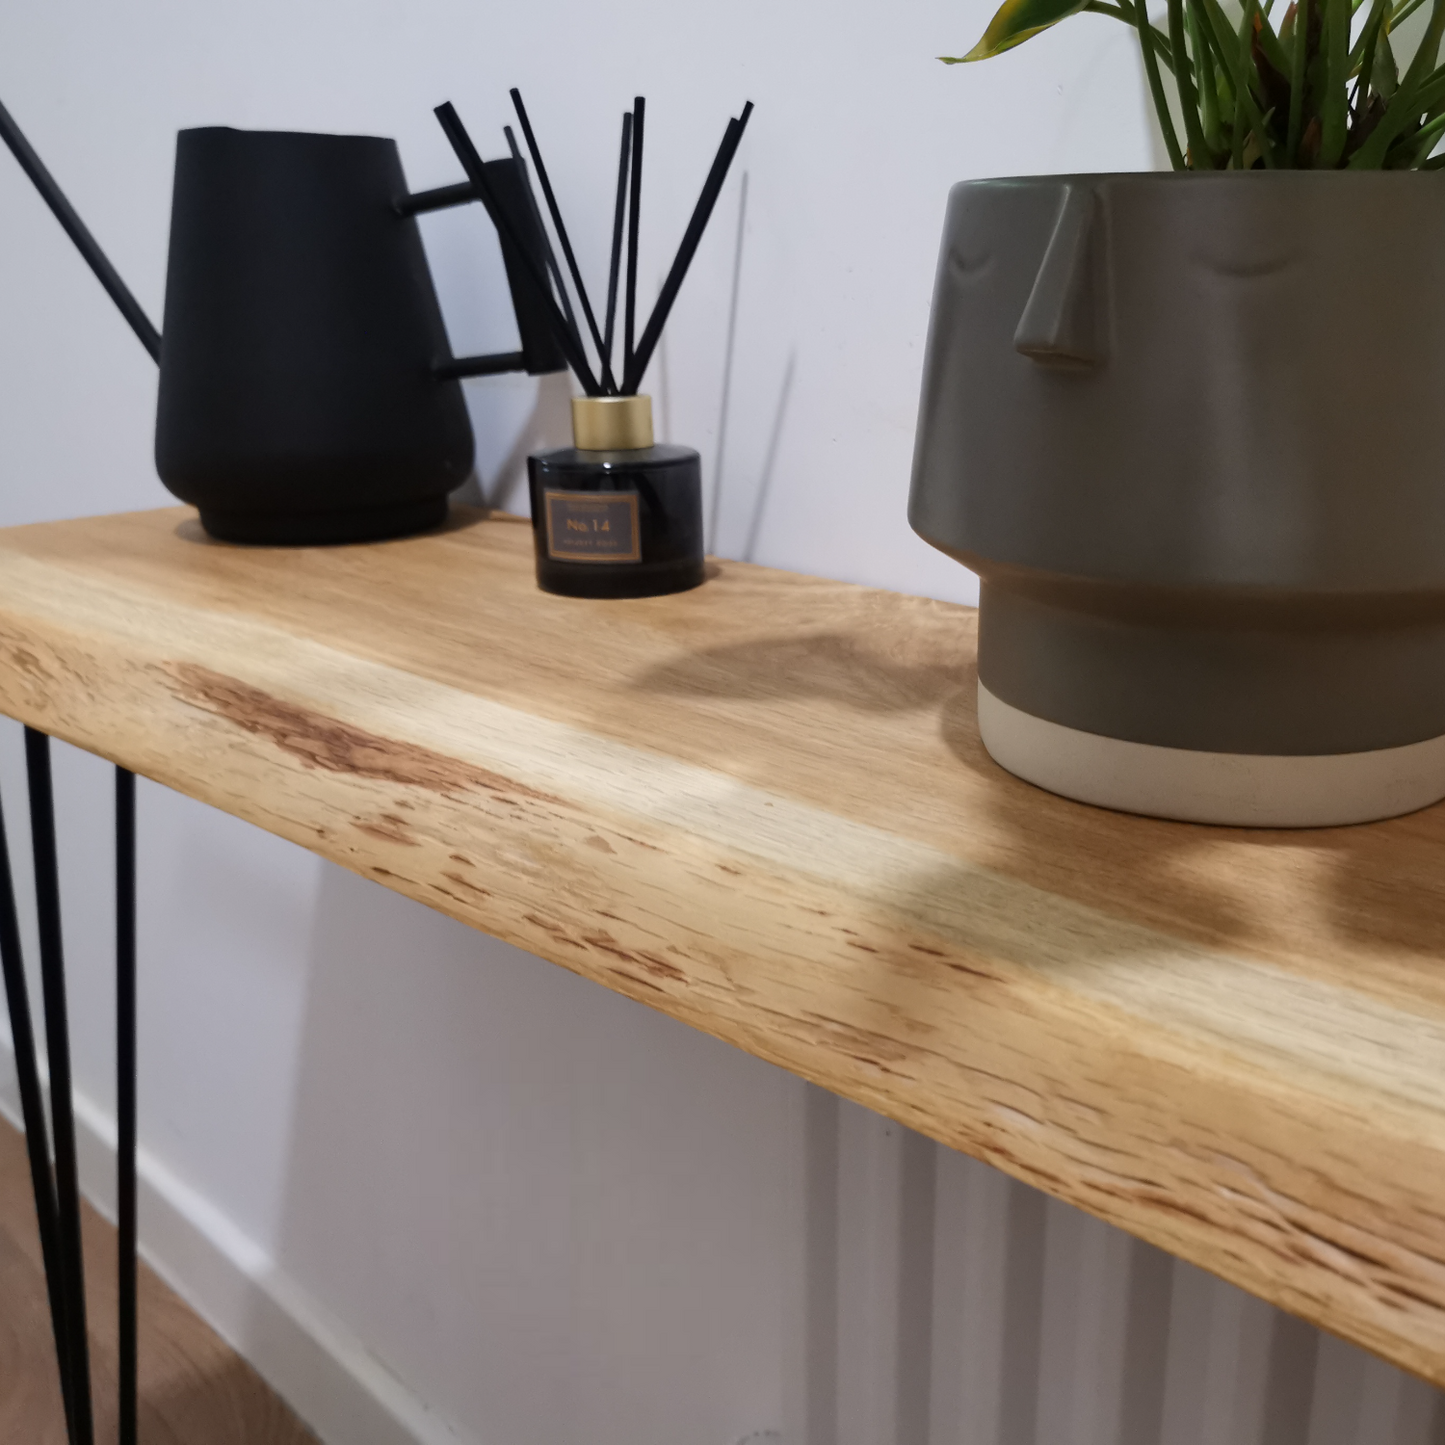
[1233,24,1250,160]
[1190,0,1245,158]
[1084,3,1184,74]
[1170,0,1211,161]
[1202,0,1280,163]
[1131,0,1189,166]
[1350,0,1388,70]
[1320,0,1350,162]
[1190,0,1224,150]
[1389,0,1429,28]
[1396,105,1445,158]
[1288,0,1309,157]
[1351,0,1387,144]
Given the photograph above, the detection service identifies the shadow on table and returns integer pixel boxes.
[635,613,1445,966]
[635,629,960,715]
[935,669,1445,966]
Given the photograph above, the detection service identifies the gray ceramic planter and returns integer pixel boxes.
[910,171,1445,826]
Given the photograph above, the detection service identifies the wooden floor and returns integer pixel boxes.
[0,1116,314,1443]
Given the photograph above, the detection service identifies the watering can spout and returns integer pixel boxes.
[0,99,566,386]
[0,95,162,363]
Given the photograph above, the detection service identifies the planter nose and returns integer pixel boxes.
[1013,185,1107,367]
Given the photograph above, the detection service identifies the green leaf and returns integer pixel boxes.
[1350,0,1386,66]
[1400,0,1445,93]
[1253,8,1292,76]
[1349,0,1445,164]
[1376,25,1399,97]
[1350,0,1386,82]
[942,0,1093,60]
[1345,0,1390,162]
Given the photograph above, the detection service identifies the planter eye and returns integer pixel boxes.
[1013,184,1106,367]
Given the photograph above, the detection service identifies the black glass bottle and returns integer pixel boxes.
[527,395,704,599]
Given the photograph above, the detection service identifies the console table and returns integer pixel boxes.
[1,504,1443,1431]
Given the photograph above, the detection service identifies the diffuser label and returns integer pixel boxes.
[544,490,641,563]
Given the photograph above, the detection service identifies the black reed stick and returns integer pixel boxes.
[510,89,615,393]
[602,112,632,386]
[434,103,601,395]
[624,102,752,395]
[504,123,579,346]
[624,96,645,380]
[0,96,161,364]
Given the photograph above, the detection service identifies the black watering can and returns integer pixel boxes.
[1,104,566,544]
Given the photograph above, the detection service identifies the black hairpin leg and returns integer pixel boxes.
[0,774,77,1441]
[116,765,137,1445]
[24,727,95,1445]
[2,740,139,1442]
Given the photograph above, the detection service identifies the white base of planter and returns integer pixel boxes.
[977,682,1445,827]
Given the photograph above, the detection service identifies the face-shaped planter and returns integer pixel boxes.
[910,172,1445,826]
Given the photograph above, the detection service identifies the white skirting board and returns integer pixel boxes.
[0,1032,478,1445]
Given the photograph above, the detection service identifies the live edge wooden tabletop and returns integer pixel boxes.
[0,507,1443,1381]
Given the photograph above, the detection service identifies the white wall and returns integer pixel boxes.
[0,3,1438,1443]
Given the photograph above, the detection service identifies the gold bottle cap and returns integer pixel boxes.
[571,394,654,451]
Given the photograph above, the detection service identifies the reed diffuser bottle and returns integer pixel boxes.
[436,90,751,598]
[529,394,702,598]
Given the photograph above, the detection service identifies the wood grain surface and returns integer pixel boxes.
[0,1116,313,1442]
[0,506,1442,1384]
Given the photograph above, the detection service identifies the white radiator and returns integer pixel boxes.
[808,1091,1442,1445]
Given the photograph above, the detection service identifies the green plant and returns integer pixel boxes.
[945,0,1445,168]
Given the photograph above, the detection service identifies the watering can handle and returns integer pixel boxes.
[399,158,568,379]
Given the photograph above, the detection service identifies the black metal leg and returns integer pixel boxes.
[0,778,77,1443]
[24,727,95,1445]
[3,743,141,1441]
[116,766,137,1445]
